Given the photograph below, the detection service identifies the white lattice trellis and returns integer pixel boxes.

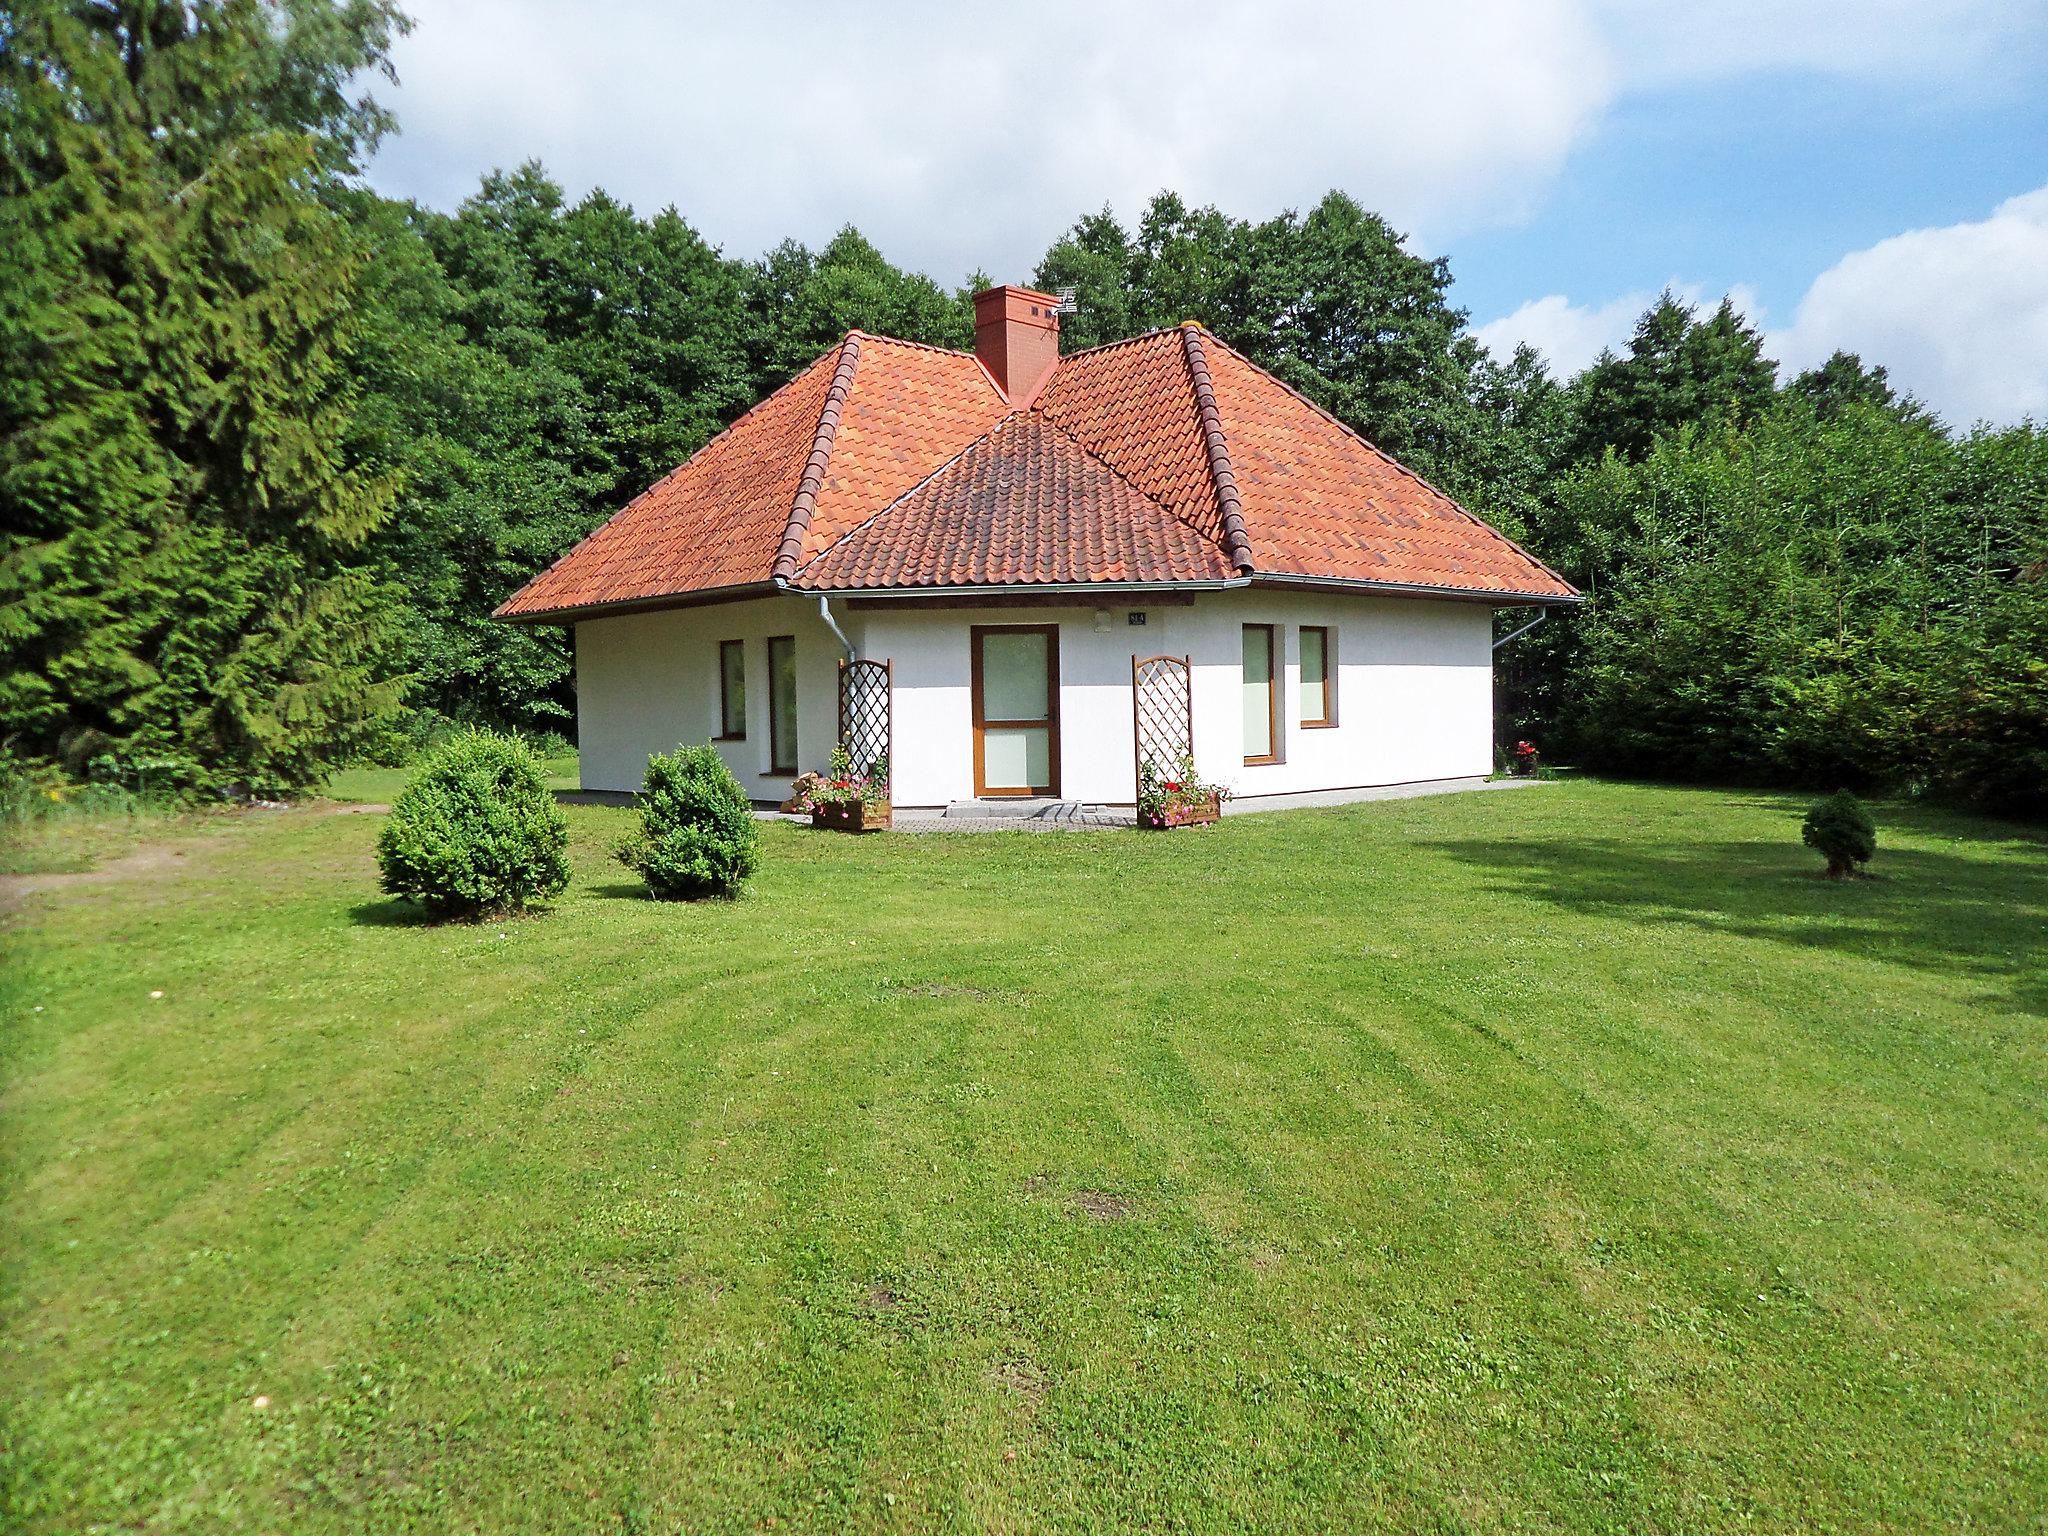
[837,658,892,779]
[1131,653,1193,791]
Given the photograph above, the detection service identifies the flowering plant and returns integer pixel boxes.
[1137,750,1228,826]
[806,744,890,810]
[1510,739,1540,777]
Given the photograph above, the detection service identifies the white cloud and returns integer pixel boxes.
[1475,281,1764,379]
[1588,0,2041,84]
[1478,193,2048,426]
[1772,186,2048,427]
[1474,291,1650,377]
[368,0,1609,281]
[365,1,2043,282]
[363,2,2048,425]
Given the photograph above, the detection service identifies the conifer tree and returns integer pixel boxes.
[1565,292,1778,463]
[0,0,407,793]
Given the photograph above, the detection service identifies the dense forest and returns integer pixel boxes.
[4,2,2043,813]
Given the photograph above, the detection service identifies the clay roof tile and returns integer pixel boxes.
[497,321,1575,621]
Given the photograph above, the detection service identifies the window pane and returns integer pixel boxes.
[1243,626,1273,758]
[1301,628,1326,721]
[981,630,1049,720]
[720,642,746,737]
[769,637,797,771]
[983,727,1049,790]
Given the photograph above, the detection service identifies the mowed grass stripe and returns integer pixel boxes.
[2,780,2043,1532]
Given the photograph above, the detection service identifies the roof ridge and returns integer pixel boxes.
[794,410,1236,591]
[1047,325,1187,363]
[1030,410,1192,526]
[497,345,845,617]
[786,410,1021,584]
[1179,325,1256,574]
[855,330,979,361]
[1192,328,1576,596]
[771,334,862,582]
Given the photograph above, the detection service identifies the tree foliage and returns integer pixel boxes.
[1565,293,1778,463]
[376,729,570,918]
[614,744,762,899]
[1803,790,1878,879]
[1,0,409,794]
[1,18,2037,820]
[1521,401,2045,814]
[1033,192,1515,500]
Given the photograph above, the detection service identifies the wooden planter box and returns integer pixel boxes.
[1138,792,1221,830]
[812,799,891,833]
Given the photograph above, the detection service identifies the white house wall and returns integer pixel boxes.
[572,588,1495,803]
[1195,587,1495,801]
[574,595,846,799]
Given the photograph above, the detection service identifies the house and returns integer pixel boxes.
[495,286,1579,809]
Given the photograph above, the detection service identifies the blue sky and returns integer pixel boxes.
[1449,65,2048,328]
[366,1,2048,426]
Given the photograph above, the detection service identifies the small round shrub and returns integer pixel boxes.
[615,744,761,899]
[377,731,570,919]
[1801,789,1877,879]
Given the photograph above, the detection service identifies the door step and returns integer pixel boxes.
[942,799,1108,820]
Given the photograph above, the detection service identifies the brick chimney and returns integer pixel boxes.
[973,285,1061,404]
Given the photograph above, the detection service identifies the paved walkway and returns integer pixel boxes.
[1224,776,1542,816]
[598,776,1543,831]
[896,805,1135,833]
[823,777,1541,833]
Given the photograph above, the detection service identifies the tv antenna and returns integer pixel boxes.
[1054,286,1079,315]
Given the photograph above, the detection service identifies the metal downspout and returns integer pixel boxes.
[817,594,856,662]
[1491,608,1547,651]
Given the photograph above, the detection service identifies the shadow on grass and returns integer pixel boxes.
[586,882,652,902]
[1428,833,2048,1017]
[1719,794,2048,849]
[347,897,435,928]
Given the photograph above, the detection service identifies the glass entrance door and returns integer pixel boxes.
[972,625,1059,797]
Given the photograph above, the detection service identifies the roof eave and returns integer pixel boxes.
[782,575,1253,600]
[1247,572,1583,606]
[499,570,1580,621]
[494,581,784,626]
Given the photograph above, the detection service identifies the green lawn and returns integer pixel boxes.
[3,782,2044,1533]
[323,752,580,806]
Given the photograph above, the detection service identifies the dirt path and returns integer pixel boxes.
[0,801,388,913]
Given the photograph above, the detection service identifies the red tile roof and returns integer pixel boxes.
[496,346,842,618]
[799,414,1237,589]
[801,337,1011,565]
[1030,329,1231,559]
[1202,341,1570,596]
[497,325,1575,620]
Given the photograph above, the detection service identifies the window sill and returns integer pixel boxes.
[1243,755,1279,767]
[713,734,747,743]
[1299,720,1336,730]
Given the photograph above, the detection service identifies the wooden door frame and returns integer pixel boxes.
[766,634,797,775]
[1242,622,1279,765]
[970,623,1060,798]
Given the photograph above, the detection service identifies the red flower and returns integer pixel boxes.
[1164,781,1181,792]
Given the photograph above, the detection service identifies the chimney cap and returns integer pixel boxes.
[973,284,1062,405]
[973,283,1063,307]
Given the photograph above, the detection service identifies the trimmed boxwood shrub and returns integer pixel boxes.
[615,744,761,899]
[1801,789,1877,879]
[377,731,570,919]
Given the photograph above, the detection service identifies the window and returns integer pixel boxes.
[1300,626,1333,727]
[717,640,746,739]
[1242,623,1277,764]
[768,635,798,774]
[971,625,1060,797]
